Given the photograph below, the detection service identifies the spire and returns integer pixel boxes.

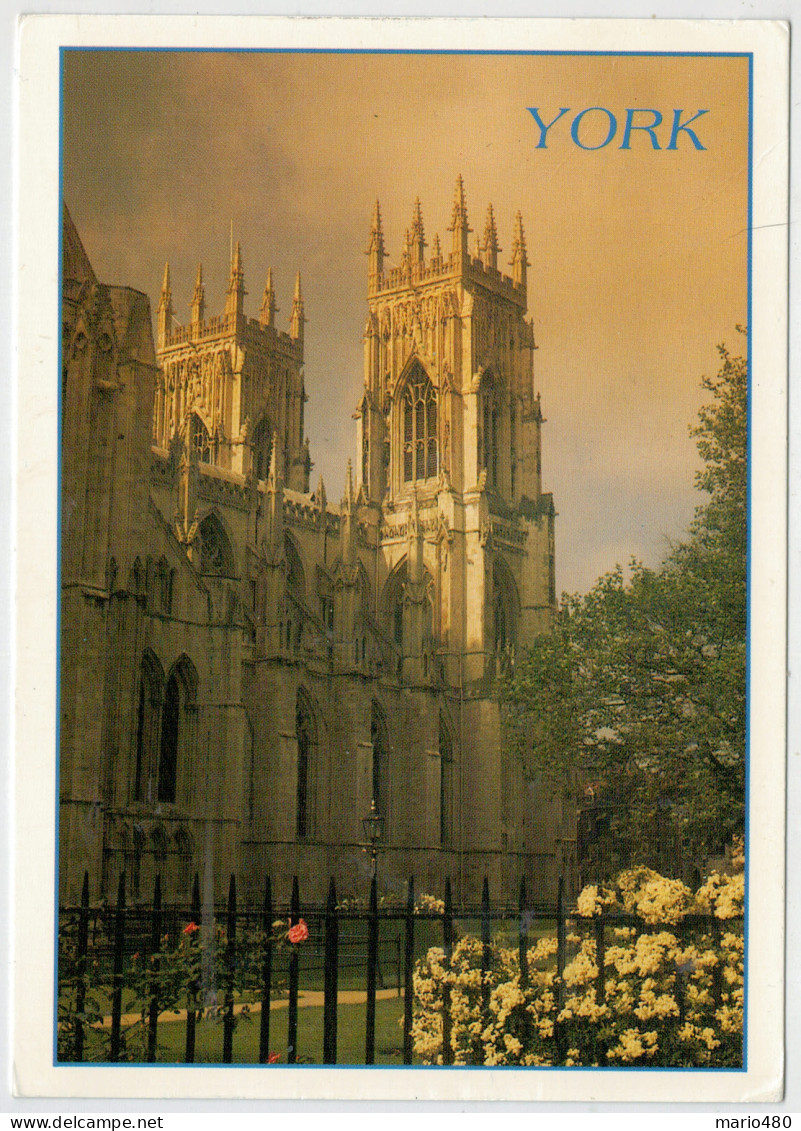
[317,472,326,510]
[366,199,386,286]
[190,263,205,325]
[511,210,530,290]
[157,262,173,347]
[225,241,245,318]
[290,271,305,341]
[410,197,426,264]
[449,174,471,260]
[431,232,442,266]
[260,267,278,328]
[340,459,356,565]
[482,204,501,270]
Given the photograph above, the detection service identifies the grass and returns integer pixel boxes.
[66,994,408,1065]
[153,994,407,1065]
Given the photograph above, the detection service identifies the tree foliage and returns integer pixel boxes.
[502,337,747,875]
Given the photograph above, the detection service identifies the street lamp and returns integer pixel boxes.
[361,797,385,882]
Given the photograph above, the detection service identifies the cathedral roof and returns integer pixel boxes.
[62,202,97,294]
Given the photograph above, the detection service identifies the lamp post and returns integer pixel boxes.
[361,797,385,883]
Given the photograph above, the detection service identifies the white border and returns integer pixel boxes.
[12,15,789,1104]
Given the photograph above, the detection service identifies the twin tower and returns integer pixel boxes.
[58,179,567,910]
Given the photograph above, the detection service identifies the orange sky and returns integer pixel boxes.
[62,50,749,593]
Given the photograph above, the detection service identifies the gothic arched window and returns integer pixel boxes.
[190,413,213,465]
[371,701,389,820]
[296,690,317,839]
[252,417,273,481]
[492,558,519,653]
[134,650,164,803]
[157,656,198,804]
[198,513,236,577]
[482,385,499,486]
[402,369,437,484]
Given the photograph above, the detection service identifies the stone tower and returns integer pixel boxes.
[155,246,309,493]
[356,179,556,688]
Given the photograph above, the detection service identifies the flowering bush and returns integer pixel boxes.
[411,867,744,1068]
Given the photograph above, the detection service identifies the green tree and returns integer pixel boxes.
[502,337,747,876]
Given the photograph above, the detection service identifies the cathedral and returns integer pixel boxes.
[59,179,575,909]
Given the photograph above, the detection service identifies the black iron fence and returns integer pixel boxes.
[58,872,739,1066]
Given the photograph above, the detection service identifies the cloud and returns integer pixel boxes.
[61,50,749,592]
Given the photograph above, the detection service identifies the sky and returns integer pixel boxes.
[61,50,749,594]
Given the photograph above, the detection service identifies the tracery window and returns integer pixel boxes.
[190,413,213,465]
[402,372,437,483]
[198,513,235,577]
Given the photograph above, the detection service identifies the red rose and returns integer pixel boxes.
[267,1052,281,1063]
[182,921,200,935]
[287,919,309,944]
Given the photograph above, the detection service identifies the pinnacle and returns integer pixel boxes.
[432,232,441,258]
[513,210,527,252]
[371,199,383,233]
[412,196,424,233]
[293,271,303,304]
[161,262,171,295]
[194,263,203,288]
[232,241,243,274]
[484,204,500,250]
[452,174,467,220]
[449,174,471,234]
[267,431,280,484]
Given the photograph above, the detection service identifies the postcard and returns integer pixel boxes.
[13,16,788,1102]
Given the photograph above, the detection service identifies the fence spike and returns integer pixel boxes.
[480,875,491,1059]
[259,875,274,1064]
[323,877,339,1064]
[184,872,201,1064]
[365,874,379,1065]
[147,874,162,1063]
[442,877,454,1065]
[403,875,415,1064]
[518,875,529,991]
[222,874,237,1063]
[109,871,126,1062]
[287,875,300,1064]
[72,872,91,1062]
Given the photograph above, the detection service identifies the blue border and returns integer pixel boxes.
[55,45,754,1074]
[54,50,66,1068]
